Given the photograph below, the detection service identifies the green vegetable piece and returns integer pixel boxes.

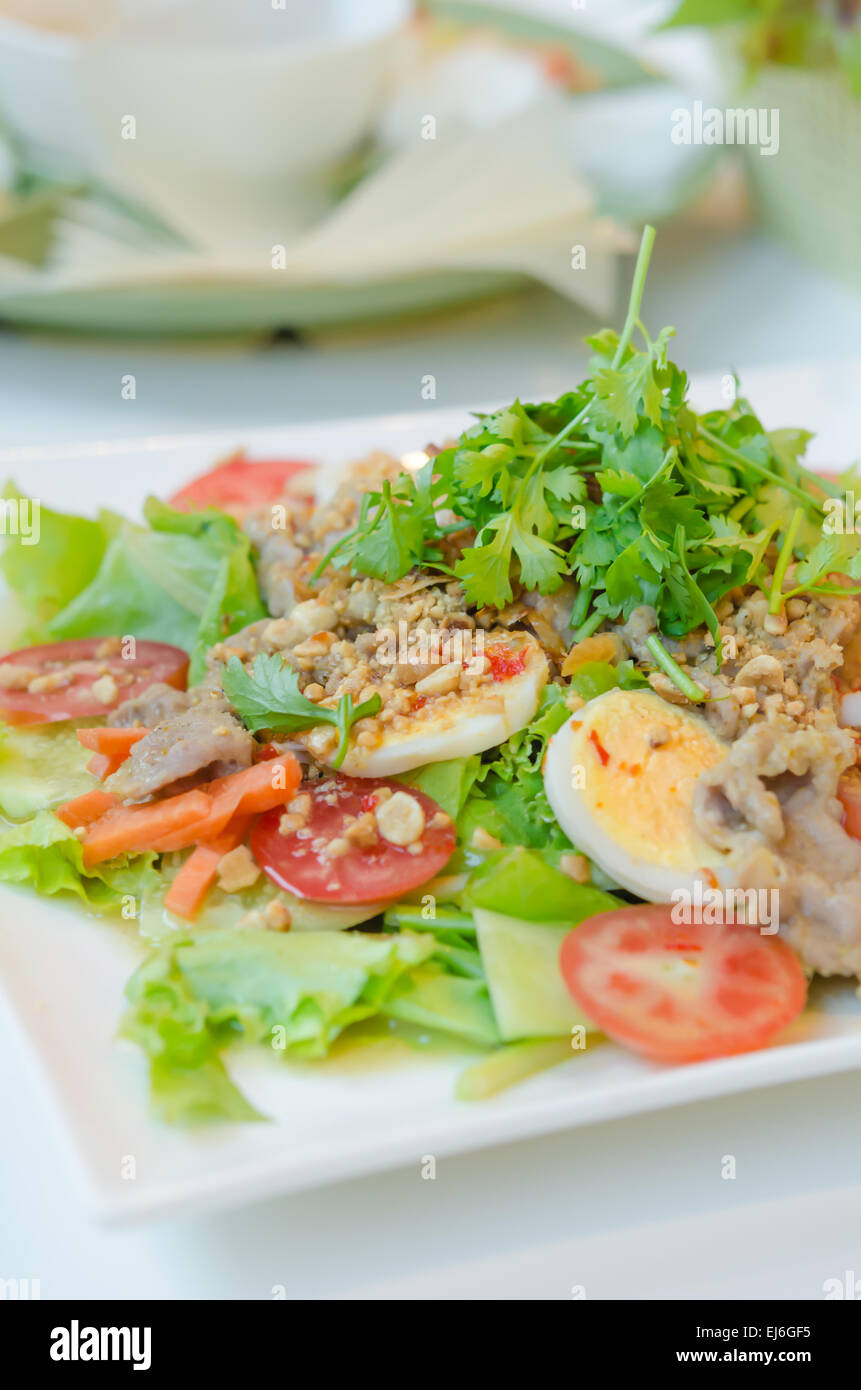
[465,846,618,923]
[455,1037,579,1102]
[222,653,381,769]
[473,908,600,1041]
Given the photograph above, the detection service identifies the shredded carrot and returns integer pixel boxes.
[163,815,252,922]
[86,751,119,780]
[81,790,213,867]
[56,788,118,828]
[154,755,302,851]
[80,753,301,867]
[77,727,150,755]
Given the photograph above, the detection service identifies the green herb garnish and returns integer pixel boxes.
[309,223,861,701]
[222,653,381,770]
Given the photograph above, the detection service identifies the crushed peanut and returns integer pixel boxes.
[374,790,425,847]
[560,852,590,883]
[216,845,261,893]
[263,899,292,931]
[90,673,119,705]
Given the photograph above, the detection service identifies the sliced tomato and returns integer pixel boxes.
[250,776,456,904]
[560,904,807,1065]
[0,638,188,726]
[168,452,313,518]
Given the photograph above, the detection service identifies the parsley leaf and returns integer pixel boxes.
[222,654,381,770]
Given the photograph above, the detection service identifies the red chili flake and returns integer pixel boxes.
[361,793,378,812]
[412,696,427,711]
[488,647,526,682]
[254,742,281,762]
[588,729,610,766]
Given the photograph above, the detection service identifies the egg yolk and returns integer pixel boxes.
[571,688,726,871]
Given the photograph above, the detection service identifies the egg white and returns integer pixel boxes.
[543,686,733,900]
[302,630,549,777]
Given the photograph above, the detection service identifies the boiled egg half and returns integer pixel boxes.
[543,686,732,900]
[301,629,549,777]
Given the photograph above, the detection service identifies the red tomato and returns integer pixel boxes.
[0,638,189,726]
[250,776,456,904]
[168,452,313,518]
[560,904,806,1065]
[838,774,861,840]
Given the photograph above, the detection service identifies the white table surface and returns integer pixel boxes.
[2,228,861,1300]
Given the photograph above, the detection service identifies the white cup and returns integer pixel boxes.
[0,0,412,250]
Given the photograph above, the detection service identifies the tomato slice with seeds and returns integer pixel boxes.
[0,638,189,726]
[250,776,456,904]
[560,904,807,1064]
[168,453,313,518]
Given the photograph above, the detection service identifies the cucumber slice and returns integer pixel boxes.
[473,907,596,1041]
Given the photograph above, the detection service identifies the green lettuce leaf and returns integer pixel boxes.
[1,483,113,628]
[459,685,573,849]
[44,498,265,672]
[0,723,95,820]
[398,755,482,821]
[383,966,500,1047]
[0,812,158,908]
[143,499,266,681]
[121,928,437,1123]
[567,658,647,702]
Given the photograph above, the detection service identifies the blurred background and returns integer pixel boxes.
[0,0,857,453]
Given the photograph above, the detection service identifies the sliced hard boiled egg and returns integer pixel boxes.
[301,629,549,777]
[543,686,732,901]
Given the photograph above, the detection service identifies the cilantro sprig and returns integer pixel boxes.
[313,463,449,584]
[222,654,381,770]
[308,223,861,702]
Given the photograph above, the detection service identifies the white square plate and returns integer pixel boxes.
[2,366,861,1225]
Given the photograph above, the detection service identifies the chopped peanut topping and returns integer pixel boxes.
[0,665,37,690]
[560,852,590,884]
[217,845,261,893]
[263,899,292,930]
[374,790,425,847]
[470,827,502,851]
[28,669,74,694]
[90,674,119,705]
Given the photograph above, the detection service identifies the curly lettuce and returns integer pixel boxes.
[121,928,438,1123]
[0,812,158,908]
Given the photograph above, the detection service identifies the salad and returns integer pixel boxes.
[1,225,859,1124]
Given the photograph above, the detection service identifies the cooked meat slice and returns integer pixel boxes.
[106,697,253,802]
[257,533,304,618]
[107,681,190,729]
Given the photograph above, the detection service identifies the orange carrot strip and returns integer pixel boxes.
[56,788,119,828]
[77,727,150,755]
[81,790,212,867]
[155,755,301,850]
[163,815,253,922]
[163,844,222,921]
[81,754,301,866]
[86,751,117,780]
